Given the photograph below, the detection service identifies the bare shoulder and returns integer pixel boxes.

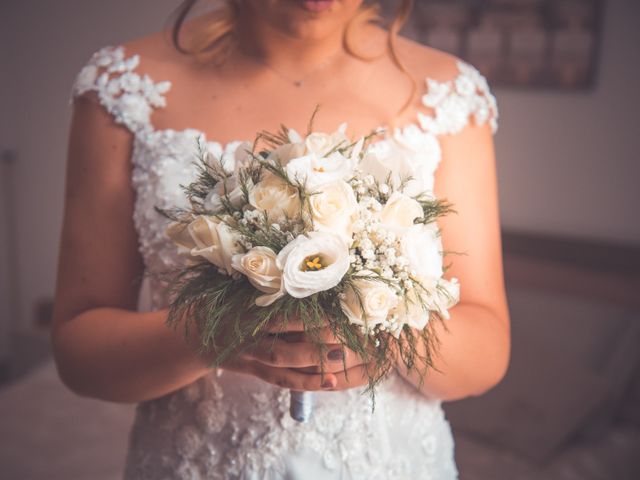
[119,28,189,80]
[394,34,463,84]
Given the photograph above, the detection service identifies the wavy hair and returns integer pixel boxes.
[171,0,416,117]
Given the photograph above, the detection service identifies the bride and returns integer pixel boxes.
[51,0,510,478]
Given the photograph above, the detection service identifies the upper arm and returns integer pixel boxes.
[52,92,144,334]
[435,122,510,329]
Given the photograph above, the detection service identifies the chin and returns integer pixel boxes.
[246,0,364,39]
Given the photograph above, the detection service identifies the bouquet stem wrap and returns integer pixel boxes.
[289,390,315,423]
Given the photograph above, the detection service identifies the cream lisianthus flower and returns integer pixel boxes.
[399,223,444,279]
[248,172,301,222]
[378,192,424,230]
[183,215,243,276]
[308,180,358,244]
[340,271,399,330]
[276,232,350,298]
[285,151,355,190]
[231,247,284,307]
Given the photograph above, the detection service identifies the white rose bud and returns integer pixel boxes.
[231,247,284,307]
[340,271,399,331]
[184,216,243,276]
[248,173,301,222]
[308,180,358,244]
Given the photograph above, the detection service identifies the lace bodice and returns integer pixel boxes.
[71,45,498,480]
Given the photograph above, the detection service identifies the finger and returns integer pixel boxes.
[250,333,369,370]
[280,327,342,344]
[293,346,367,374]
[250,361,338,391]
[264,313,332,334]
[264,315,305,334]
[322,363,371,391]
[244,337,323,368]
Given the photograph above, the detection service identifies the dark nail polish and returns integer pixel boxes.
[322,378,334,389]
[327,348,343,362]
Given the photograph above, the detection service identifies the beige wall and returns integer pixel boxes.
[494,0,640,244]
[1,3,18,358]
[1,0,176,330]
[1,0,638,330]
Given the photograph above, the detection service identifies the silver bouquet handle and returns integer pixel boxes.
[289,390,315,422]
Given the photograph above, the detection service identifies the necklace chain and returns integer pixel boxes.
[253,51,343,88]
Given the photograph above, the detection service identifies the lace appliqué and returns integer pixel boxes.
[71,46,171,134]
[124,371,458,480]
[418,60,499,136]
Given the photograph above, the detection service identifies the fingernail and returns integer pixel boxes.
[322,378,334,389]
[327,348,343,362]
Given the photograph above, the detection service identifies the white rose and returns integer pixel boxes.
[378,192,424,229]
[399,223,443,279]
[276,232,350,298]
[304,124,350,157]
[340,271,399,330]
[231,247,284,307]
[186,216,243,276]
[286,151,355,190]
[308,180,358,244]
[248,173,301,222]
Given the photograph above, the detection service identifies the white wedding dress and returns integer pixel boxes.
[71,45,498,480]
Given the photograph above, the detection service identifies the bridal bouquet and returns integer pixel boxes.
[158,114,460,421]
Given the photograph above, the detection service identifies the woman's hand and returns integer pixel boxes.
[217,315,372,392]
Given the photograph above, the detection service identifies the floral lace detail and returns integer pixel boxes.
[124,369,458,480]
[69,44,500,480]
[71,46,171,134]
[418,60,499,136]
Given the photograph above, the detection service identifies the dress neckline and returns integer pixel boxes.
[72,44,498,150]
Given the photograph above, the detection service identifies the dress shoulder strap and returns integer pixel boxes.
[71,46,172,135]
[417,59,499,137]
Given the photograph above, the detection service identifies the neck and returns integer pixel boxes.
[234,8,347,73]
